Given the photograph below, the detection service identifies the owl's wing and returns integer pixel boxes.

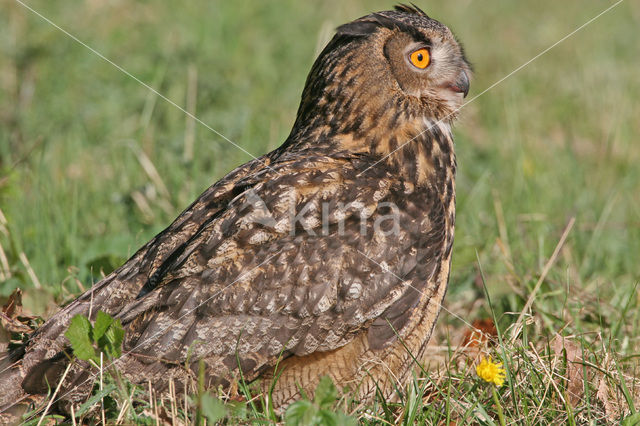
[17,154,274,392]
[111,153,447,386]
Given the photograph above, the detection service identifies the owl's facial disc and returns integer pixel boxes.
[409,38,469,100]
[383,29,470,119]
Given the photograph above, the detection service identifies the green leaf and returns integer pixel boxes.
[622,413,640,426]
[316,410,339,426]
[74,383,117,416]
[285,399,315,426]
[227,400,247,419]
[200,392,226,424]
[334,411,358,426]
[92,310,114,342]
[99,317,124,358]
[316,409,357,426]
[314,376,338,410]
[65,314,96,362]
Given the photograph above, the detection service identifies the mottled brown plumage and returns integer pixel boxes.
[0,4,470,417]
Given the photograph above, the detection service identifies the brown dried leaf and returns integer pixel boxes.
[461,318,497,348]
[1,289,45,339]
[141,404,174,426]
[1,289,34,333]
[2,288,23,318]
[0,312,33,333]
[597,377,619,423]
[551,334,583,407]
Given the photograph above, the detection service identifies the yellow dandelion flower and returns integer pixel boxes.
[476,357,506,387]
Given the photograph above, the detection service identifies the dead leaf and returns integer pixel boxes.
[551,334,583,408]
[1,289,34,333]
[597,377,619,423]
[2,288,22,318]
[1,288,44,353]
[141,404,174,426]
[461,318,497,349]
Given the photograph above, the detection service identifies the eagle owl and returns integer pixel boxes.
[0,4,470,415]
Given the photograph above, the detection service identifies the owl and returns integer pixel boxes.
[0,4,470,416]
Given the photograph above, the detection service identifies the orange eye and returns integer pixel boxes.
[409,48,430,69]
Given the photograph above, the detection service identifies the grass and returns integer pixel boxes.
[1,0,639,423]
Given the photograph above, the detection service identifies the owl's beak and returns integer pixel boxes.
[449,71,470,98]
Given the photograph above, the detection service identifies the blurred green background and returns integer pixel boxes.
[0,0,638,329]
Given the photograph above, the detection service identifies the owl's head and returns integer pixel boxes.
[292,4,471,147]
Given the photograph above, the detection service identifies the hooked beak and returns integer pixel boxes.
[448,70,470,98]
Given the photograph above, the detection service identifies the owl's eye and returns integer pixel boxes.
[409,48,430,69]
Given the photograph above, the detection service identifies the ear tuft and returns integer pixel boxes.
[394,3,430,18]
[336,19,380,37]
[335,8,431,44]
